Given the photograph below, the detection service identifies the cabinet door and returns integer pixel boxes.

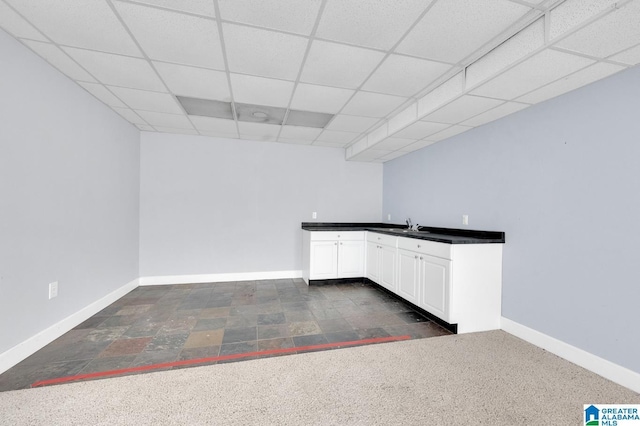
[366,241,379,282]
[338,240,364,278]
[397,249,419,306]
[419,254,451,322]
[379,244,397,292]
[309,241,338,279]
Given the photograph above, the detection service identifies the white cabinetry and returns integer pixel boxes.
[366,232,397,292]
[302,231,365,283]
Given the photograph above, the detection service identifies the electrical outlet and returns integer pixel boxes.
[387,214,391,221]
[462,215,469,226]
[312,212,317,219]
[48,281,58,299]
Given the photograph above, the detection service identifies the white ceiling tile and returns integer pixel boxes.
[136,124,154,131]
[109,87,182,114]
[609,44,640,66]
[341,91,408,118]
[461,101,529,127]
[325,114,380,132]
[200,130,239,139]
[63,47,166,91]
[238,122,281,139]
[516,62,625,104]
[290,83,355,114]
[77,82,127,108]
[316,129,358,143]
[554,1,640,58]
[154,126,199,135]
[137,111,193,128]
[471,49,595,100]
[130,0,216,17]
[396,0,531,63]
[223,23,308,80]
[466,17,544,89]
[374,137,418,151]
[313,141,348,148]
[548,0,617,40]
[230,74,294,107]
[218,0,322,35]
[367,124,389,146]
[278,137,314,145]
[154,62,230,100]
[425,124,473,141]
[349,149,391,161]
[6,0,140,55]
[316,0,431,50]
[279,126,322,140]
[114,1,224,69]
[422,95,504,124]
[380,151,410,161]
[392,120,448,139]
[22,40,96,82]
[300,40,386,89]
[362,54,452,97]
[112,107,146,125]
[417,72,464,117]
[388,103,417,135]
[0,1,46,40]
[190,116,237,133]
[402,139,437,151]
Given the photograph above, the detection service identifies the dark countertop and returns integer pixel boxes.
[301,222,505,244]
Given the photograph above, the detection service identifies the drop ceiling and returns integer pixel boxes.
[1,0,638,162]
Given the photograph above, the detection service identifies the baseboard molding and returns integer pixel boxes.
[139,270,303,286]
[0,278,139,375]
[501,317,640,393]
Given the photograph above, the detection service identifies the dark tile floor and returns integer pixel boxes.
[0,279,451,391]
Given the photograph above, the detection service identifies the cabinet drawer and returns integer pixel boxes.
[366,232,398,247]
[398,237,451,260]
[309,231,364,241]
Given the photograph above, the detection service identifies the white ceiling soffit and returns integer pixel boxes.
[0,0,637,162]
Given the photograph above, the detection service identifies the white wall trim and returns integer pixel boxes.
[0,278,139,375]
[139,270,303,286]
[501,317,640,393]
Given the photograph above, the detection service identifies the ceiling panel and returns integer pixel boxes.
[279,125,323,140]
[300,40,386,89]
[312,141,349,148]
[130,0,216,17]
[609,44,640,66]
[190,116,237,133]
[230,73,294,108]
[553,1,640,59]
[421,95,504,124]
[77,82,127,108]
[402,139,437,152]
[218,0,321,35]
[316,129,358,143]
[316,0,431,50]
[112,107,146,124]
[238,122,281,140]
[362,54,452,97]
[324,114,380,133]
[114,1,224,70]
[154,126,199,135]
[374,137,418,151]
[380,151,410,161]
[137,111,193,128]
[548,0,617,40]
[136,124,154,131]
[223,23,308,80]
[23,40,96,82]
[63,47,166,91]
[460,101,529,127]
[471,48,595,100]
[425,124,473,141]
[0,1,46,40]
[200,130,239,139]
[341,91,408,118]
[108,86,183,114]
[6,0,141,56]
[153,62,230,100]
[290,83,355,114]
[516,62,625,104]
[278,137,314,145]
[391,120,449,139]
[396,0,531,63]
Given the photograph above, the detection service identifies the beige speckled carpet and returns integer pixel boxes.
[0,330,637,425]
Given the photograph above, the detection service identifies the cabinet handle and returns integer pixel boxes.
[337,235,340,238]
[417,244,421,248]
[420,256,423,260]
[334,242,338,245]
[377,237,381,240]
[414,255,418,259]
[340,242,343,245]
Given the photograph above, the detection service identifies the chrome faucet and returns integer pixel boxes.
[406,218,412,229]
[406,218,420,231]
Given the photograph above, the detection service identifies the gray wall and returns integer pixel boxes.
[139,132,383,277]
[0,30,140,354]
[383,65,640,374]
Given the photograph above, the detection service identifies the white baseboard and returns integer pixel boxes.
[0,278,139,375]
[139,270,303,286]
[501,317,640,393]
